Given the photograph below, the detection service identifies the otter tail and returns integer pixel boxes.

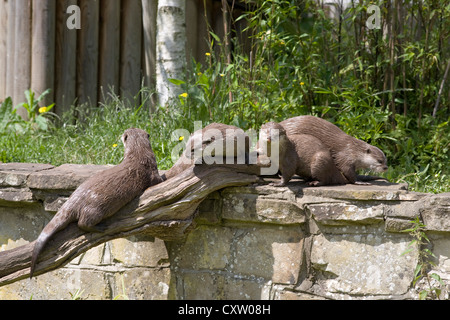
[30,210,73,278]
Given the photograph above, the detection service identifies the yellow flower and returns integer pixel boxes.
[197,72,202,76]
[300,82,305,86]
[179,136,184,141]
[39,107,48,113]
[205,52,211,56]
[180,92,188,98]
[220,73,225,77]
[112,144,118,148]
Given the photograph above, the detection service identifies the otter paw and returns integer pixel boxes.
[307,181,321,187]
[269,181,286,187]
[354,181,371,185]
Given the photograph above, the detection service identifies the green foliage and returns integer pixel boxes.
[69,289,85,300]
[402,217,446,300]
[167,0,449,193]
[1,89,57,133]
[0,0,448,194]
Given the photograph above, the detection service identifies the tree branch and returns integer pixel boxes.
[0,164,260,287]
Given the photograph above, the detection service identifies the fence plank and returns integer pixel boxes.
[13,0,31,119]
[1,0,234,115]
[98,0,120,103]
[120,0,142,104]
[5,0,15,101]
[0,0,7,100]
[186,0,198,64]
[31,0,56,107]
[55,0,77,116]
[77,0,99,107]
[142,0,157,111]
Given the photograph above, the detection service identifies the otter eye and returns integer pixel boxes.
[378,160,383,164]
[366,148,371,154]
[147,133,150,139]
[124,134,128,142]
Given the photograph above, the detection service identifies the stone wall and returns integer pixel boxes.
[0,163,449,300]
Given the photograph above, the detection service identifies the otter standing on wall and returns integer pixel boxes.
[280,116,388,184]
[260,122,348,186]
[30,128,164,278]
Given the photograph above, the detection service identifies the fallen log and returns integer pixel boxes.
[0,164,260,287]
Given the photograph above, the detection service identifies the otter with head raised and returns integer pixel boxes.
[280,116,388,184]
[259,122,348,187]
[30,128,164,278]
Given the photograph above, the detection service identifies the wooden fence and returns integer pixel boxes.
[0,0,248,118]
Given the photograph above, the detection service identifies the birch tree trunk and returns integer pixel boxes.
[156,0,186,107]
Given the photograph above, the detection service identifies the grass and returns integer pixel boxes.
[0,89,448,195]
[0,91,175,170]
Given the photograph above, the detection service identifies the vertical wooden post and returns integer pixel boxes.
[120,0,142,104]
[77,0,99,108]
[13,0,31,119]
[0,0,7,100]
[185,0,198,64]
[31,0,56,107]
[5,0,15,101]
[98,0,120,104]
[142,0,157,111]
[55,0,77,117]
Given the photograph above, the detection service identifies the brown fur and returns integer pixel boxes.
[280,116,388,184]
[30,128,163,277]
[162,123,250,180]
[260,122,347,187]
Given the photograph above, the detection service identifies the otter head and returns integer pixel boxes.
[358,145,388,173]
[121,128,155,163]
[258,122,287,157]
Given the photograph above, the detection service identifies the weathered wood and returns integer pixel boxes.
[31,0,56,107]
[13,0,31,119]
[0,164,260,286]
[186,0,198,63]
[5,0,15,101]
[55,0,77,116]
[142,0,158,111]
[98,0,120,103]
[1,1,245,114]
[120,0,142,104]
[0,0,7,100]
[77,0,99,107]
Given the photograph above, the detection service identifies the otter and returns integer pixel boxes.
[259,122,348,186]
[30,128,163,278]
[162,123,250,180]
[280,116,388,184]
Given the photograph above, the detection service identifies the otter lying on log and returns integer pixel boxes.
[162,123,250,180]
